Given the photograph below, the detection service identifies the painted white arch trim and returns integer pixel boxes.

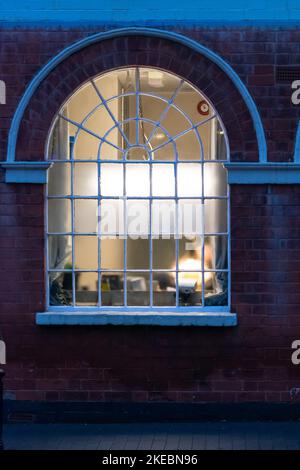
[6,27,267,163]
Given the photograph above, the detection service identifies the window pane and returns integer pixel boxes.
[76,272,98,306]
[177,131,202,161]
[48,199,71,233]
[127,272,150,306]
[49,272,72,306]
[178,199,203,238]
[48,235,72,270]
[177,163,202,196]
[101,272,124,307]
[84,106,115,138]
[126,146,149,161]
[173,86,210,126]
[139,68,182,95]
[127,200,149,236]
[204,272,228,306]
[126,164,150,196]
[153,272,176,306]
[203,163,227,197]
[152,164,175,197]
[127,238,150,269]
[152,238,175,270]
[74,199,98,233]
[178,271,202,306]
[74,163,98,196]
[98,142,123,161]
[139,95,167,124]
[205,235,228,270]
[100,163,124,196]
[72,131,100,160]
[48,116,70,160]
[160,106,190,137]
[67,81,100,124]
[152,200,176,237]
[204,199,227,234]
[94,68,136,100]
[216,123,227,161]
[179,236,202,271]
[48,163,71,196]
[100,238,124,270]
[99,200,124,236]
[74,236,98,270]
[151,141,175,161]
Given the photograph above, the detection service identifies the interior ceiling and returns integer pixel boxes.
[117,68,194,93]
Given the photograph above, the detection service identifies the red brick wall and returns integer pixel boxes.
[0,27,300,404]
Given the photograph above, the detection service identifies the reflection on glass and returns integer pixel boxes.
[100,238,124,270]
[153,272,176,306]
[48,163,71,196]
[127,239,149,269]
[49,272,72,306]
[75,272,98,306]
[74,236,98,270]
[101,272,124,306]
[48,235,72,270]
[127,272,149,306]
[152,238,175,269]
[48,199,71,233]
[74,163,98,196]
[204,272,228,306]
[74,199,98,233]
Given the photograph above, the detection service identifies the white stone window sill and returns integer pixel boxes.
[36,311,237,327]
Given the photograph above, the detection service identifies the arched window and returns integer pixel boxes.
[47,67,229,312]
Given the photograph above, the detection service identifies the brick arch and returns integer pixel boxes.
[15,34,259,162]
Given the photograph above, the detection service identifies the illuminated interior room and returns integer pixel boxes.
[47,67,229,310]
